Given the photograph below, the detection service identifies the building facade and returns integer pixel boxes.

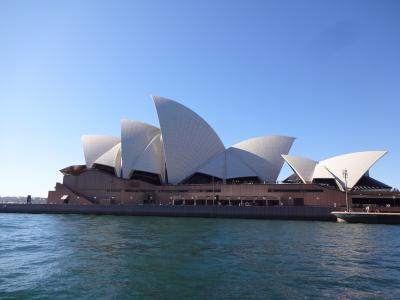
[48,96,398,209]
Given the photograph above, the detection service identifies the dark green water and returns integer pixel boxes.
[1,214,400,299]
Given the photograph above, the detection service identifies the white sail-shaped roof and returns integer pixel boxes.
[312,164,335,179]
[121,119,162,179]
[153,96,225,184]
[81,135,120,168]
[133,134,164,179]
[283,151,387,189]
[320,151,387,189]
[230,136,295,182]
[197,152,225,179]
[226,149,257,179]
[94,143,122,177]
[197,147,264,180]
[281,155,318,183]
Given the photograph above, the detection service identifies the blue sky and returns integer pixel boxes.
[1,0,399,197]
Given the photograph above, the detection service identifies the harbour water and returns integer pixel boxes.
[1,214,400,299]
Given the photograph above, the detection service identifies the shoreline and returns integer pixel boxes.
[0,204,337,222]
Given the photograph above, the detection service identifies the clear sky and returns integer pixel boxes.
[1,0,399,197]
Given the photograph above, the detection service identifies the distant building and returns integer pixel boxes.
[0,196,47,204]
[48,96,398,208]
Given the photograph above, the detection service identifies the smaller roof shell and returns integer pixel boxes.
[231,136,295,182]
[81,135,120,169]
[94,143,122,177]
[283,151,387,189]
[281,155,318,183]
[320,151,387,189]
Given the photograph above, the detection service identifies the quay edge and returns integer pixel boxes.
[0,204,337,222]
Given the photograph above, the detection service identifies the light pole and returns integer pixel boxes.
[342,169,349,212]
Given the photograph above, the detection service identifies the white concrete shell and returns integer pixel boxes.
[95,143,122,177]
[283,151,387,189]
[197,152,225,179]
[121,119,162,179]
[197,149,257,180]
[230,136,295,182]
[133,134,164,179]
[226,149,257,179]
[312,164,335,179]
[282,155,318,183]
[81,135,120,169]
[153,96,225,184]
[320,151,387,189]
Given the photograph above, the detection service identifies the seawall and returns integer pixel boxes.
[0,204,337,221]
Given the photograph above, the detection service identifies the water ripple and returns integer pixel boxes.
[1,214,400,299]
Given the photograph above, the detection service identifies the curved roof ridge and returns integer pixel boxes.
[120,118,159,131]
[320,150,388,162]
[232,135,296,146]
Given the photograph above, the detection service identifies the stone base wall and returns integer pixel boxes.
[46,169,348,207]
[47,183,92,205]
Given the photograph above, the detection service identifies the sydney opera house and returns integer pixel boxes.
[48,96,397,209]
